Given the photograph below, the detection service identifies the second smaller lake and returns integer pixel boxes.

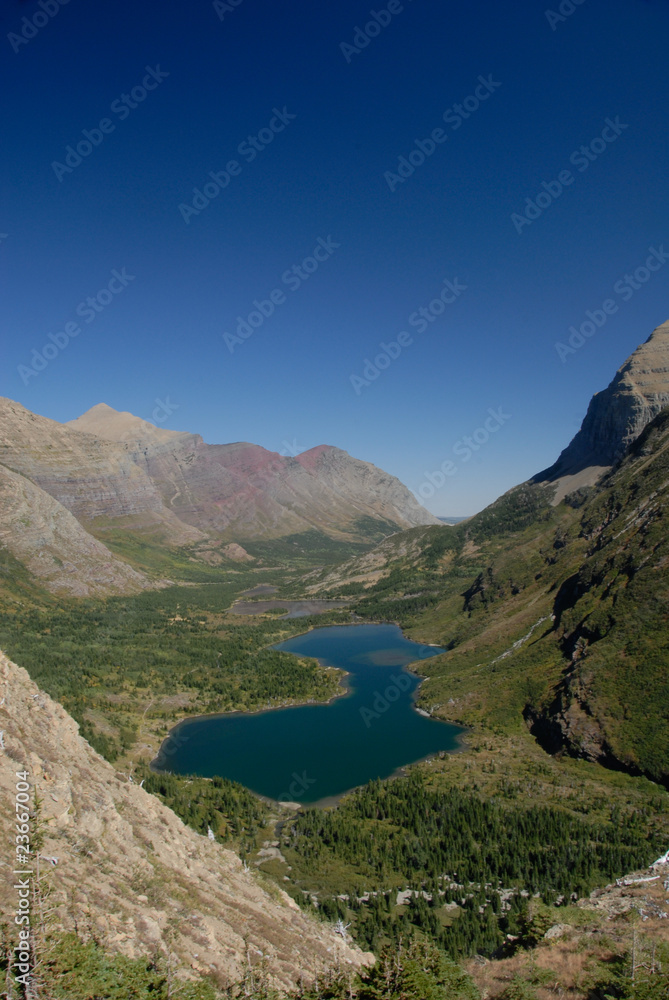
[229,599,350,618]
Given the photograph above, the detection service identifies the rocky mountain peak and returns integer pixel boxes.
[535,317,669,495]
[66,403,193,447]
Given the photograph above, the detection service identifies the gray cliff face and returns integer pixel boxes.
[538,318,669,480]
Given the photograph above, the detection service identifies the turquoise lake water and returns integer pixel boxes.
[153,623,463,804]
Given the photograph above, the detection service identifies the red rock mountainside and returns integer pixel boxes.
[0,650,372,990]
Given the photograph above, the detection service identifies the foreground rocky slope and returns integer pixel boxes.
[0,651,371,991]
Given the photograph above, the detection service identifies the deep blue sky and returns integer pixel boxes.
[2,0,669,515]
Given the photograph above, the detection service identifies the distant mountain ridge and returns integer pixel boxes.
[0,397,438,595]
[66,401,439,539]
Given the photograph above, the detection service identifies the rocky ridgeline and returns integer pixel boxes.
[538,318,669,481]
[67,408,439,540]
[0,651,372,990]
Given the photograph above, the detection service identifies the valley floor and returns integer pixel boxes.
[1,551,668,998]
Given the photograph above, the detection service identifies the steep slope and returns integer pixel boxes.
[0,463,151,597]
[0,397,204,546]
[296,445,436,530]
[524,411,669,782]
[0,651,371,991]
[535,316,669,499]
[135,438,371,541]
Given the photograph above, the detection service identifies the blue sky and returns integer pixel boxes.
[2,0,669,515]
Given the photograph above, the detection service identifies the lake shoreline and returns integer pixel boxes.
[151,619,468,803]
[151,619,421,759]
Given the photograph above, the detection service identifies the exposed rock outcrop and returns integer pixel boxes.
[535,317,669,495]
[524,675,627,776]
[0,651,372,990]
[222,542,254,562]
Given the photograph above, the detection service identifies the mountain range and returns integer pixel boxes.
[0,399,437,596]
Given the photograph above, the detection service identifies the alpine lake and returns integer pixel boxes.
[153,623,464,806]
